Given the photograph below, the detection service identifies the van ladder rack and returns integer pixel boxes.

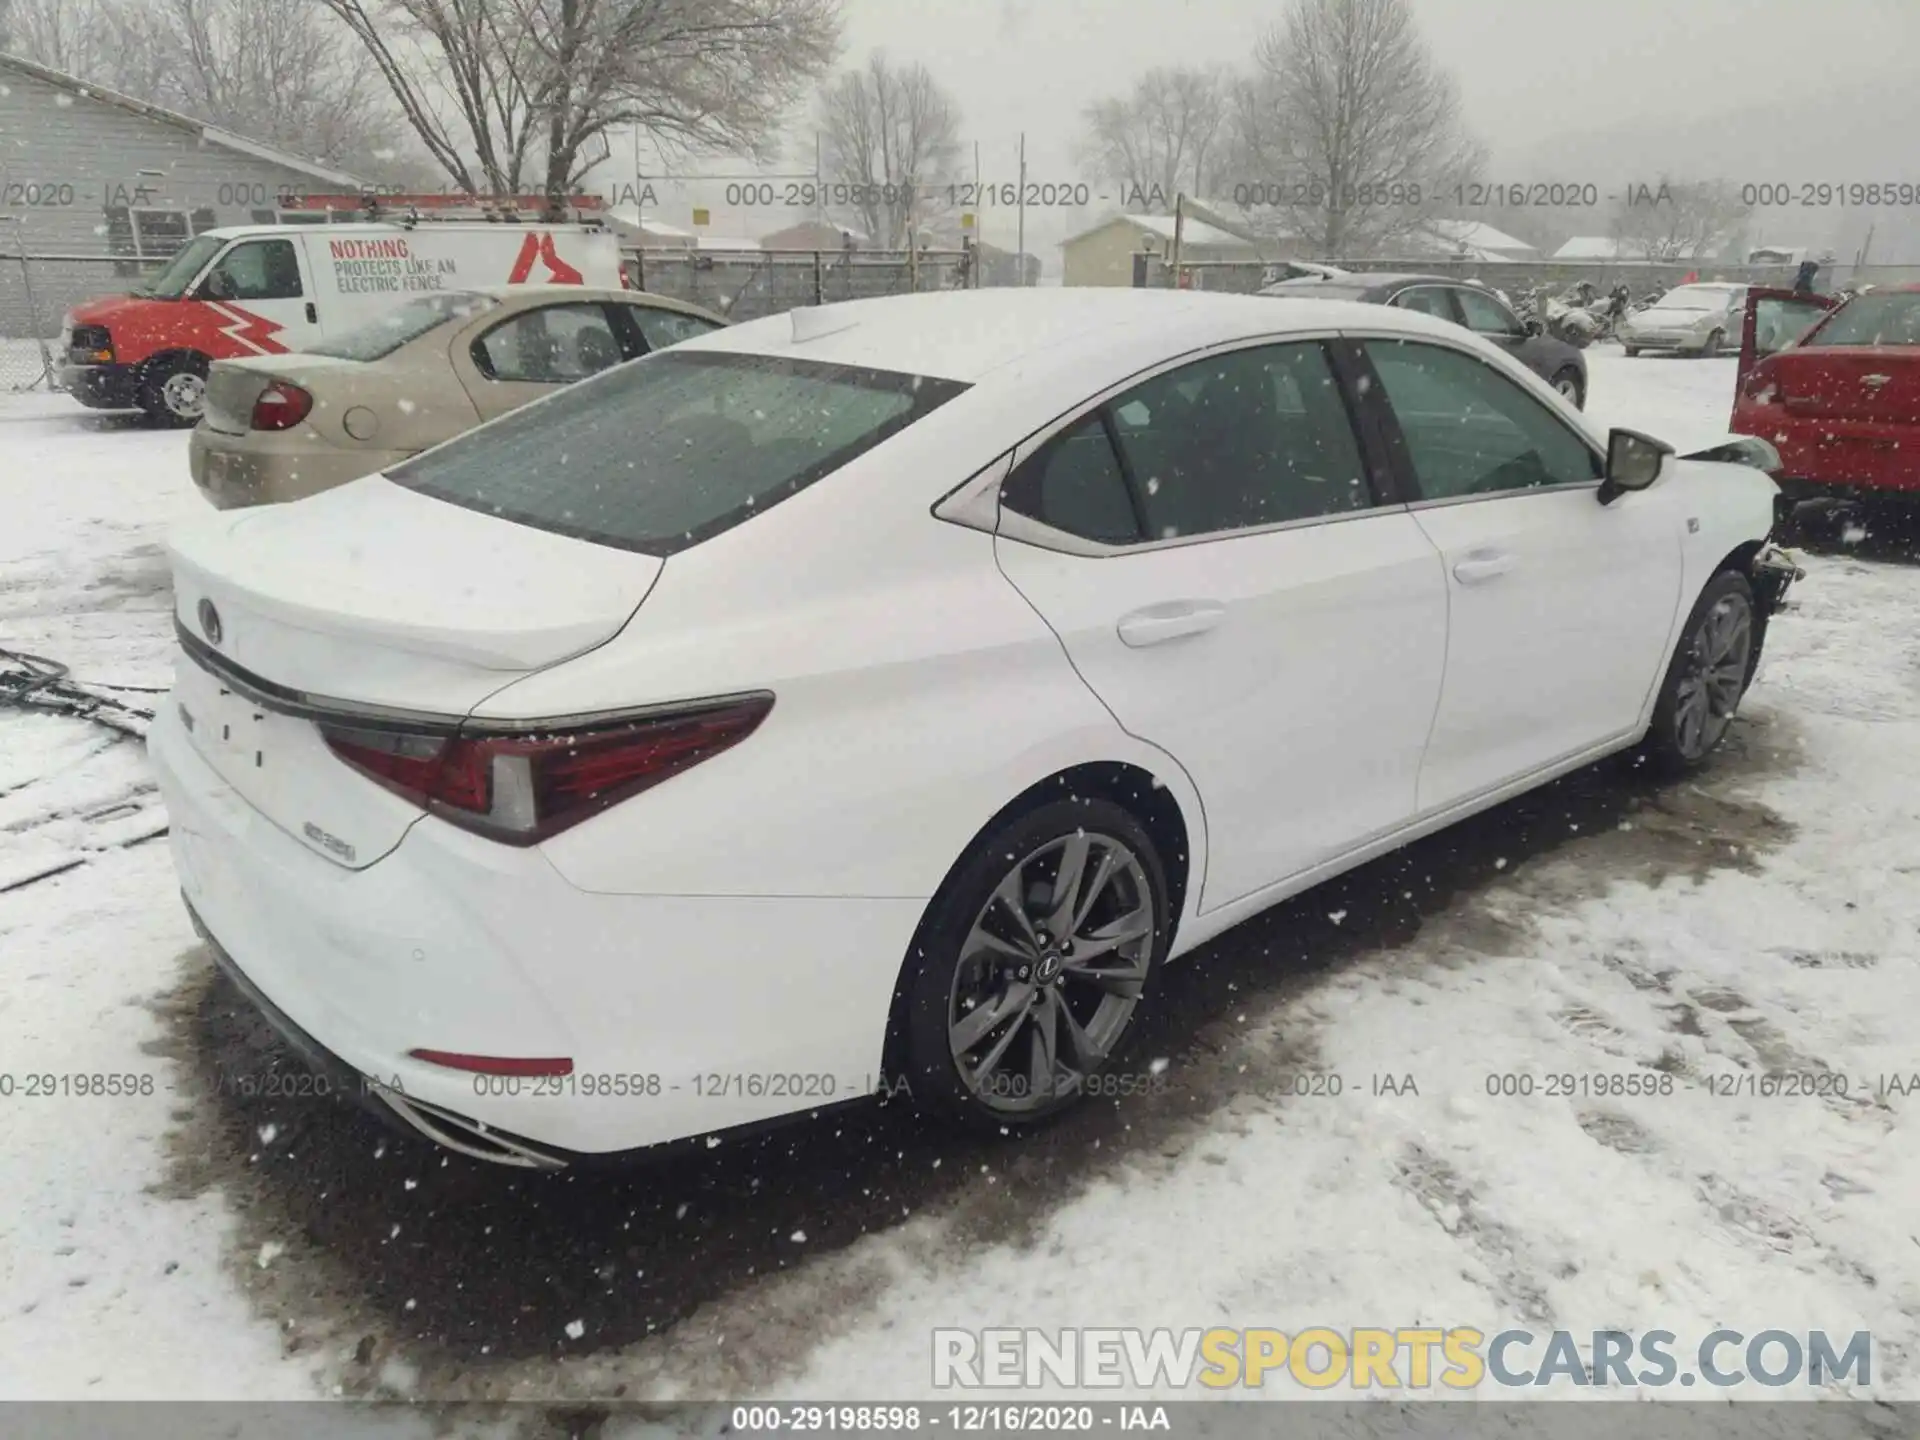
[278,192,607,227]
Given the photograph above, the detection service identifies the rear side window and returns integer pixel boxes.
[471,303,624,382]
[309,291,497,361]
[389,351,968,556]
[1002,413,1141,544]
[631,307,724,350]
[1803,292,1920,347]
[1107,342,1374,538]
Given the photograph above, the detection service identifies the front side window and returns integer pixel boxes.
[472,303,625,383]
[390,351,967,556]
[1365,339,1601,501]
[1102,342,1374,539]
[201,239,303,301]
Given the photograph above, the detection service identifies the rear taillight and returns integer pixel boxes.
[318,694,773,844]
[250,380,314,431]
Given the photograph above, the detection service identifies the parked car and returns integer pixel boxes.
[188,285,726,508]
[1261,272,1589,407]
[61,213,624,426]
[151,288,1796,1169]
[1618,283,1750,358]
[1730,283,1920,516]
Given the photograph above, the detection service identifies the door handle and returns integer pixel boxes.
[1116,600,1226,648]
[1452,553,1515,584]
[305,302,318,323]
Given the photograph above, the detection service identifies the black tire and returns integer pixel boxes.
[1702,329,1725,359]
[1550,366,1586,410]
[138,353,210,428]
[896,796,1170,1131]
[1622,346,1639,358]
[1644,570,1758,775]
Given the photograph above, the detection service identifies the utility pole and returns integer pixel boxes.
[1017,133,1028,286]
[1170,192,1186,288]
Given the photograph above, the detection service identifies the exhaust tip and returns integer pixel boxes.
[375,1090,568,1170]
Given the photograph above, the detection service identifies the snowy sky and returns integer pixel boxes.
[610,0,1920,258]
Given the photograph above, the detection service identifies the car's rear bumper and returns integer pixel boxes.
[1732,405,1920,498]
[61,362,140,409]
[188,429,409,508]
[148,692,923,1161]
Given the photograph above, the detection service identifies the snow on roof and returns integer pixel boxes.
[605,207,693,238]
[0,50,364,188]
[1418,219,1537,255]
[1061,213,1256,250]
[1552,236,1649,261]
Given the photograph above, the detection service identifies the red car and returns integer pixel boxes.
[1730,284,1920,517]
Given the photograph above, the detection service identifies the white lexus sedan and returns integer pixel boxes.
[150,288,1800,1169]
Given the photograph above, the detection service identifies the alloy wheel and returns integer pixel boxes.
[161,370,207,421]
[946,830,1155,1115]
[1672,594,1753,759]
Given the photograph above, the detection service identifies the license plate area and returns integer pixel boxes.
[171,654,424,870]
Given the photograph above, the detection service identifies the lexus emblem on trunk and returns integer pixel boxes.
[197,598,223,647]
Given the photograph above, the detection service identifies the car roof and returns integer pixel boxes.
[679,287,1467,384]
[1266,273,1467,297]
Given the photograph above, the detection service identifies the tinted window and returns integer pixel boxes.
[203,239,303,301]
[1365,340,1601,500]
[1393,287,1457,321]
[308,291,498,362]
[1103,343,1373,539]
[390,352,967,556]
[474,303,625,383]
[631,307,724,350]
[1453,287,1521,337]
[1803,292,1920,347]
[1002,413,1141,544]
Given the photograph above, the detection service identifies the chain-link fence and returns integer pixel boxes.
[1139,254,1920,298]
[1,250,129,392]
[623,245,991,322]
[0,242,1006,393]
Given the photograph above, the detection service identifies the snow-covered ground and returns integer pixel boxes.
[2,349,1918,1418]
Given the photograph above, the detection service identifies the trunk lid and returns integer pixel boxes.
[1769,347,1920,423]
[166,477,663,868]
[202,354,364,436]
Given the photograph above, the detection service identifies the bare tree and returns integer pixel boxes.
[1226,0,1484,256]
[815,52,962,247]
[320,0,842,215]
[1609,177,1752,263]
[1075,65,1230,212]
[6,0,407,174]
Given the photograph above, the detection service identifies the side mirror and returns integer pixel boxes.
[1600,428,1673,505]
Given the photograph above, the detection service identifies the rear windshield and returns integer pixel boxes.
[387,350,969,555]
[308,290,498,361]
[1656,286,1733,310]
[1803,292,1920,347]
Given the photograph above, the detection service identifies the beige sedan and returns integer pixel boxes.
[189,285,726,508]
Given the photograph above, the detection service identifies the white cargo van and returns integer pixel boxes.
[62,194,627,423]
